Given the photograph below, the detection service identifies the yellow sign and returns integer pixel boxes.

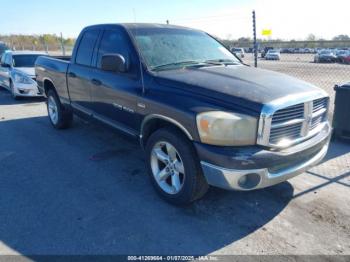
[262,29,272,36]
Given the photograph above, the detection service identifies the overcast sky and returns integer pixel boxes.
[0,0,348,40]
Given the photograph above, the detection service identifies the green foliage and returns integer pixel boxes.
[332,35,350,41]
[0,34,76,51]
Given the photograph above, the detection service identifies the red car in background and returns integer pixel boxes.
[343,53,350,64]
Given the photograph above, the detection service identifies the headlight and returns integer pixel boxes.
[196,111,258,146]
[13,73,34,84]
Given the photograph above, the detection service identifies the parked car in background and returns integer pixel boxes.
[0,51,46,99]
[265,49,281,60]
[343,52,350,64]
[35,23,331,205]
[314,50,337,63]
[261,46,273,58]
[0,42,9,58]
[231,47,245,58]
[336,50,349,63]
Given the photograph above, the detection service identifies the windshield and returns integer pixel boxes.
[129,28,240,70]
[13,55,41,67]
[320,51,332,55]
[268,50,279,54]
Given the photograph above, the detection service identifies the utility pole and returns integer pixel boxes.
[252,10,258,68]
[60,32,66,56]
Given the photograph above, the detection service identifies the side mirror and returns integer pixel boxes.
[101,54,128,73]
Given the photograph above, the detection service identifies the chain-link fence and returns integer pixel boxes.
[173,11,350,113]
[0,35,75,56]
[1,19,349,117]
[226,39,350,117]
[227,40,350,89]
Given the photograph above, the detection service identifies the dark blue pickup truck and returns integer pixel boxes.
[35,23,331,205]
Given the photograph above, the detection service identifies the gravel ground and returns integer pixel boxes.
[0,77,349,256]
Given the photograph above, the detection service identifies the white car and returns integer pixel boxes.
[231,48,245,58]
[0,51,46,99]
[265,49,281,60]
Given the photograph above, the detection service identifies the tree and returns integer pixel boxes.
[306,34,317,41]
[332,34,350,41]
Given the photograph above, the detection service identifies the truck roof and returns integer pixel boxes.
[5,50,47,56]
[83,23,200,32]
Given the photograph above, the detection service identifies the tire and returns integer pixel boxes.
[145,127,209,205]
[47,89,73,129]
[10,81,19,100]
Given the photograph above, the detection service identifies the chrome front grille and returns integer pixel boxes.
[258,96,329,148]
[313,97,328,113]
[270,122,303,144]
[271,103,304,124]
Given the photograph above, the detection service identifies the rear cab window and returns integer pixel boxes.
[75,29,100,66]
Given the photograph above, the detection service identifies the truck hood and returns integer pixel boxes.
[13,67,35,77]
[155,65,326,113]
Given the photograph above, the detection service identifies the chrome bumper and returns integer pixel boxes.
[200,129,331,191]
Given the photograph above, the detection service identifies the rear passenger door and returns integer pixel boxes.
[90,28,143,133]
[68,29,101,114]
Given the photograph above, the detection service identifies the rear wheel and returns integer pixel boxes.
[47,89,73,129]
[145,127,209,205]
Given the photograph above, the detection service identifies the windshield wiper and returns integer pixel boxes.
[205,59,241,65]
[152,59,240,71]
[152,60,203,71]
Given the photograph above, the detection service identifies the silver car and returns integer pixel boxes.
[231,48,245,58]
[265,49,281,60]
[0,51,46,99]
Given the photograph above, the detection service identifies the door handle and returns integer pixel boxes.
[68,72,76,78]
[91,79,102,86]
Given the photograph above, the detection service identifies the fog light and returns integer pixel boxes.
[19,89,30,94]
[238,173,261,189]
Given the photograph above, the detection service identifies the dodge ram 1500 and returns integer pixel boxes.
[35,24,331,205]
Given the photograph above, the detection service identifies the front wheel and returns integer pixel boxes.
[47,89,73,129]
[145,127,208,205]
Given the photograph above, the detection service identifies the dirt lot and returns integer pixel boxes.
[0,84,349,256]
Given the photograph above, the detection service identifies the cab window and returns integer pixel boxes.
[96,29,131,69]
[75,30,100,66]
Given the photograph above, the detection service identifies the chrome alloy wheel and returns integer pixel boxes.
[48,96,58,125]
[150,141,185,194]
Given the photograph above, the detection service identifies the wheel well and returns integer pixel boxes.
[43,79,56,96]
[141,117,193,148]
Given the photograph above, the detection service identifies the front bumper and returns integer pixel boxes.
[14,82,44,97]
[196,122,331,191]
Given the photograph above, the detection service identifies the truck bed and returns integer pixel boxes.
[35,56,71,101]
